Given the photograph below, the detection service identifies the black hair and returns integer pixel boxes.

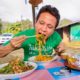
[36,5,60,28]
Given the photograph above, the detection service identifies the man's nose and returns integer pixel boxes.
[42,25,47,32]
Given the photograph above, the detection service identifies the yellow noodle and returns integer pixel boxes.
[35,34,52,61]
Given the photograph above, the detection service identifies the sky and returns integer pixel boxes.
[0,0,80,22]
[0,0,33,22]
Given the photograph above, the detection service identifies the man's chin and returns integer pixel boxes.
[45,37,48,40]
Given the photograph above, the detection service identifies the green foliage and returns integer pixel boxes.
[2,19,33,34]
[0,19,2,34]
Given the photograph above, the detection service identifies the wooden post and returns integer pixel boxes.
[29,0,43,27]
[32,5,35,27]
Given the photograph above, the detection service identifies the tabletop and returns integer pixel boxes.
[6,57,80,80]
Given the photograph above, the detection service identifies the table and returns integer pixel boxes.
[12,57,80,80]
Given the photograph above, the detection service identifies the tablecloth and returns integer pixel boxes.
[8,58,80,80]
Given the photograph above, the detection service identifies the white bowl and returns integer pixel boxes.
[0,62,37,79]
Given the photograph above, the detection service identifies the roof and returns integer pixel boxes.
[56,18,80,29]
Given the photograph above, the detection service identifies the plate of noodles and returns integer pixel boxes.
[28,54,58,63]
[28,34,58,63]
[0,58,37,79]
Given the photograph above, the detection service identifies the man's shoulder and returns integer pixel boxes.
[14,28,35,37]
[52,31,60,36]
[19,28,34,34]
[51,31,62,41]
[24,28,35,35]
[22,28,35,33]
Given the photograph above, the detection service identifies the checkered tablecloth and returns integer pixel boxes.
[12,58,80,80]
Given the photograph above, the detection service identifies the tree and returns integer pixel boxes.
[0,19,2,34]
[2,19,33,34]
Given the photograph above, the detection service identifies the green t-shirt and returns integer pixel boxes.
[3,29,62,61]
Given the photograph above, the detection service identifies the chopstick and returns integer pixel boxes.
[27,34,43,38]
[28,35,36,38]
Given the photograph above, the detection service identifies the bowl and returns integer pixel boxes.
[0,62,37,79]
[61,48,80,70]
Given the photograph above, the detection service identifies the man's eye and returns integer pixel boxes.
[48,25,53,29]
[39,21,44,25]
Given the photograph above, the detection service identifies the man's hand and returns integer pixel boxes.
[10,35,27,48]
[55,42,65,55]
[0,35,27,57]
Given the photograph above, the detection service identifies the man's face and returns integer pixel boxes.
[35,12,57,40]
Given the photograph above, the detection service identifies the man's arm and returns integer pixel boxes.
[0,44,15,57]
[0,35,27,57]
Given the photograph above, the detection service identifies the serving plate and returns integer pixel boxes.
[28,54,58,63]
[0,62,37,79]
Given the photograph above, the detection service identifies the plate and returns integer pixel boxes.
[28,54,58,63]
[0,62,37,79]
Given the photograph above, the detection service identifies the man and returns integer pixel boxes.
[0,5,64,61]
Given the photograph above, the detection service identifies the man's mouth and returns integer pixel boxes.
[38,33,46,37]
[36,33,46,44]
